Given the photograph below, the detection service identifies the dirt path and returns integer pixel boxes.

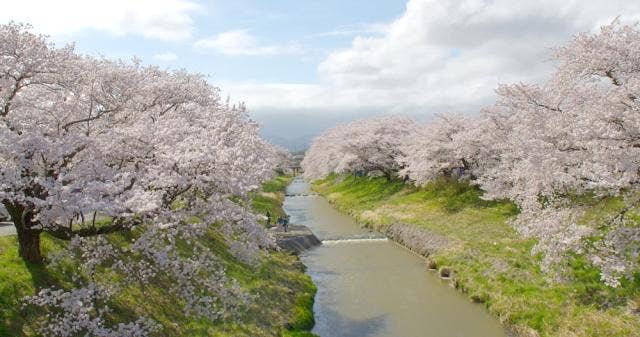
[0,222,15,236]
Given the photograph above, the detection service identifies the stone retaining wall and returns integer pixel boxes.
[270,224,321,254]
[384,222,449,257]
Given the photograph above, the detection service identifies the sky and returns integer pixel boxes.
[2,0,640,150]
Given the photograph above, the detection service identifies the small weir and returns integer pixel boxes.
[321,238,389,245]
[283,177,506,337]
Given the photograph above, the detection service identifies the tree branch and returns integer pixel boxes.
[46,217,142,240]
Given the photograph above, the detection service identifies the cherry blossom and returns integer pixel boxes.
[476,21,640,286]
[398,113,473,185]
[303,21,640,287]
[1,23,283,336]
[301,116,418,180]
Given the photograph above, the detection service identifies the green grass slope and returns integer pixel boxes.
[252,175,293,226]
[313,174,640,337]
[0,175,317,337]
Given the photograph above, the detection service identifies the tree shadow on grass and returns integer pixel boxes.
[0,235,147,337]
[0,252,63,337]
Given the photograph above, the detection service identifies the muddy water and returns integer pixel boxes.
[283,177,506,337]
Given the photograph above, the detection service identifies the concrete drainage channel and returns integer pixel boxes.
[269,224,321,254]
[282,177,507,337]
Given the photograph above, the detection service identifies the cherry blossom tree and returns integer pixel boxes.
[302,116,418,180]
[270,143,294,173]
[302,21,640,287]
[301,123,351,180]
[1,23,282,335]
[398,113,477,185]
[475,20,640,286]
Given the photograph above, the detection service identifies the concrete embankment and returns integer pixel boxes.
[284,178,508,337]
[384,222,450,257]
[270,224,321,254]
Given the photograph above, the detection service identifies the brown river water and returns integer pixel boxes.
[283,177,506,337]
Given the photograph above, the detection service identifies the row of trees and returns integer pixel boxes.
[302,21,640,288]
[1,23,289,336]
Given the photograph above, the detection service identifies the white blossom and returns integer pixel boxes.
[1,23,283,335]
[302,20,640,287]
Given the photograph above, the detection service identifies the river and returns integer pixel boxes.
[283,177,506,337]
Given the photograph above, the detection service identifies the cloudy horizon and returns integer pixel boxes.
[3,0,640,149]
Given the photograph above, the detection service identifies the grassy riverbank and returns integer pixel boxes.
[252,174,294,226]
[0,175,317,337]
[313,174,640,337]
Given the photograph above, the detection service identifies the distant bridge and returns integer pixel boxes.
[288,153,304,176]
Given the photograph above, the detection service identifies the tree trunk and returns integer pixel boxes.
[16,225,42,263]
[4,202,43,264]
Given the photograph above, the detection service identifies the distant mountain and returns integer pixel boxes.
[250,108,391,152]
[251,108,449,152]
[263,134,311,152]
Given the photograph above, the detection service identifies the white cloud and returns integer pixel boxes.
[194,29,301,56]
[0,0,199,41]
[222,83,333,110]
[154,52,178,62]
[232,0,640,116]
[315,0,640,113]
